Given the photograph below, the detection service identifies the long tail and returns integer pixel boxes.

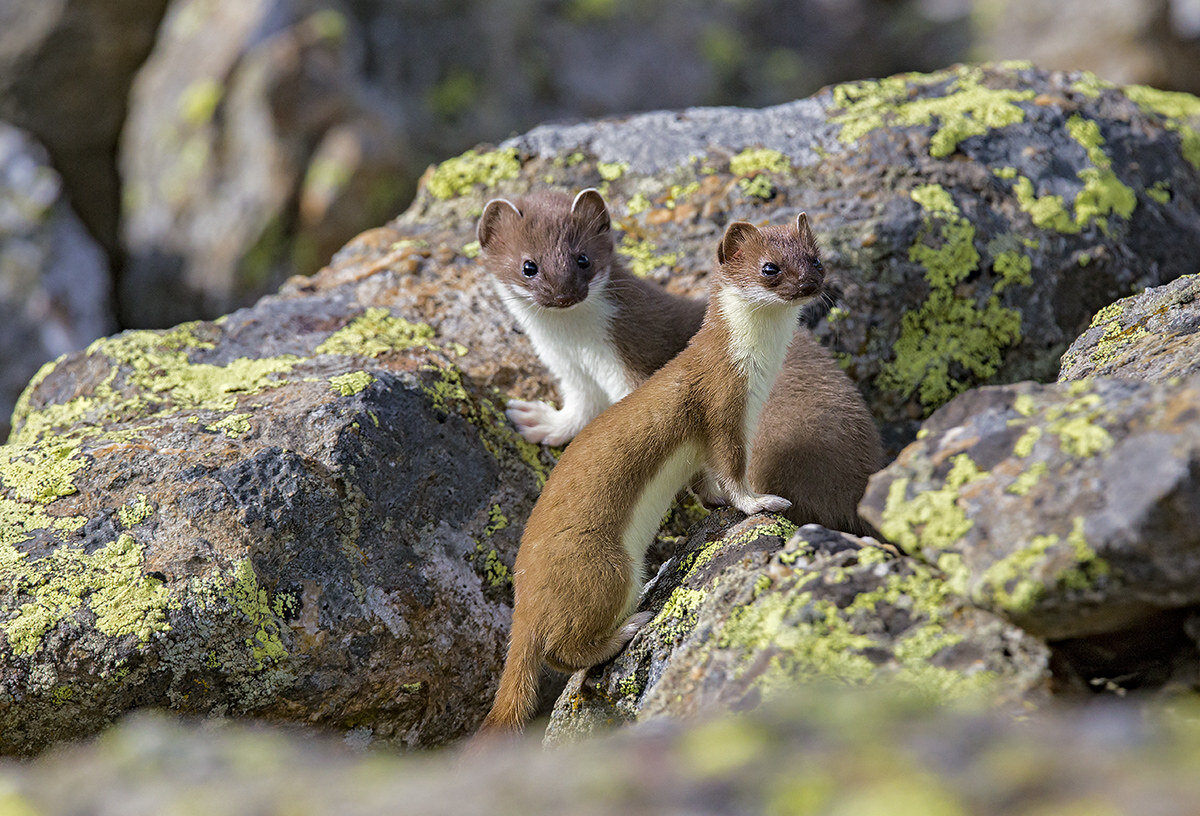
[478,616,542,735]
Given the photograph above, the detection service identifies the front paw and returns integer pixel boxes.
[734,493,792,516]
[505,399,580,446]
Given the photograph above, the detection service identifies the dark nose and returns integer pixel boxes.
[552,284,588,308]
[795,279,821,298]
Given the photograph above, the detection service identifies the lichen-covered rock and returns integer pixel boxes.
[0,122,114,441]
[0,287,554,755]
[544,510,1048,744]
[118,0,408,328]
[859,375,1200,647]
[296,62,1200,452]
[8,690,1200,816]
[1058,273,1200,382]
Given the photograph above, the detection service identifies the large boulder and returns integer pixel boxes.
[119,0,408,328]
[545,511,1049,743]
[0,122,114,442]
[859,374,1200,685]
[6,691,1200,815]
[0,0,168,253]
[1058,273,1200,382]
[300,62,1200,453]
[0,287,554,755]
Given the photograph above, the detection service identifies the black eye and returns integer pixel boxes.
[522,260,539,278]
[576,253,590,270]
[761,262,780,277]
[813,259,824,272]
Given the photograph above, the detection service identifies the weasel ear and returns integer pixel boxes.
[571,188,610,234]
[796,212,815,243]
[478,198,522,250]
[718,221,759,265]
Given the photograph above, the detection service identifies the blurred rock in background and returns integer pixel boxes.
[0,122,114,441]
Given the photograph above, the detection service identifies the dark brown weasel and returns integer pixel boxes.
[476,215,819,736]
[479,189,882,535]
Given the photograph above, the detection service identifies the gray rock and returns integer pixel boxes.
[310,62,1200,453]
[859,375,1200,648]
[545,510,1049,744]
[119,0,408,328]
[1059,273,1200,382]
[6,691,1200,816]
[0,288,554,755]
[0,122,114,441]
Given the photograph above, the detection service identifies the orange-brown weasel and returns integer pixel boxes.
[477,215,819,735]
[478,189,882,535]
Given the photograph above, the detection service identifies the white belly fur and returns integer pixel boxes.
[618,441,702,615]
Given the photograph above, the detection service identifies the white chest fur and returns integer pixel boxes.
[717,286,800,454]
[496,278,634,404]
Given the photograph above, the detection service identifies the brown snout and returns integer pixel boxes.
[541,285,588,308]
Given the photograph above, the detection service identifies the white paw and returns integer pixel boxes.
[735,493,793,516]
[505,399,581,446]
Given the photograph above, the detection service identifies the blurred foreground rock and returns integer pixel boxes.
[7,690,1200,815]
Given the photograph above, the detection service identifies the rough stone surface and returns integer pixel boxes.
[1059,273,1200,382]
[0,288,555,755]
[545,510,1049,744]
[119,0,408,328]
[0,0,168,253]
[295,62,1200,453]
[7,693,1200,815]
[860,374,1200,650]
[0,122,114,442]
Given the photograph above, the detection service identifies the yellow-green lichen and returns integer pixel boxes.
[227,559,287,668]
[729,148,791,176]
[1,533,171,656]
[469,543,511,589]
[831,66,1034,157]
[879,454,984,557]
[739,174,775,200]
[315,308,437,358]
[1147,181,1172,204]
[426,147,520,200]
[876,185,1023,409]
[0,441,86,505]
[713,540,993,700]
[329,371,376,397]
[665,182,700,207]
[1124,84,1200,169]
[1007,461,1047,496]
[617,234,679,277]
[484,503,509,537]
[1009,115,1136,234]
[118,493,154,529]
[178,78,222,126]
[626,193,651,215]
[974,517,1107,615]
[597,161,628,181]
[1013,425,1042,457]
[206,412,252,439]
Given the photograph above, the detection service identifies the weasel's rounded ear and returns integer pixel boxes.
[718,221,759,265]
[571,188,610,234]
[477,198,522,250]
[796,212,814,242]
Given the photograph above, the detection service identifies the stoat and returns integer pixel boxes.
[478,189,882,535]
[477,215,819,734]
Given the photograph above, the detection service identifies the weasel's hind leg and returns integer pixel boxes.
[546,611,654,673]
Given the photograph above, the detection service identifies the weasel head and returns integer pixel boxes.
[715,213,824,307]
[477,188,614,310]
